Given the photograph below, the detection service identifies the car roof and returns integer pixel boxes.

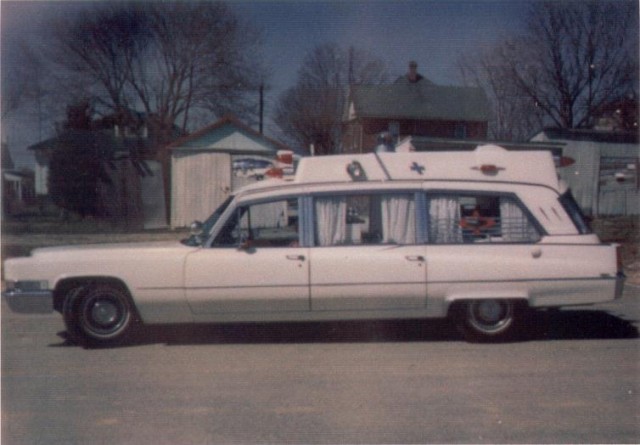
[234,145,560,197]
[295,145,559,191]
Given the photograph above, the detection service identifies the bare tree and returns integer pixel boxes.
[1,39,61,142]
[458,46,545,141]
[1,66,23,120]
[52,3,149,113]
[274,43,388,155]
[459,1,638,137]
[48,2,265,143]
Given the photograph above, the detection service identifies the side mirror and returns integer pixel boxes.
[238,231,252,250]
[190,221,204,237]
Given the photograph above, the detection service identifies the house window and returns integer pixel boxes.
[388,122,400,144]
[427,193,540,244]
[454,123,467,139]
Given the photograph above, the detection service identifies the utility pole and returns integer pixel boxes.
[259,83,264,134]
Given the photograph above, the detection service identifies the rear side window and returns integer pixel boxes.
[559,191,592,234]
[427,193,541,244]
[313,192,416,246]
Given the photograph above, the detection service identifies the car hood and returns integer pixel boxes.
[29,240,194,258]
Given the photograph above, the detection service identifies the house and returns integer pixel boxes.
[342,61,491,153]
[27,111,174,228]
[2,141,35,215]
[591,94,638,132]
[531,128,639,216]
[395,135,564,156]
[167,115,292,228]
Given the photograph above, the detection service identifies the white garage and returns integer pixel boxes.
[169,116,290,228]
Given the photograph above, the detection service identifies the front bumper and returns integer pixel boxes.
[3,289,54,313]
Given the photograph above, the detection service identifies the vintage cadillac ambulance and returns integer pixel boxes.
[3,145,625,346]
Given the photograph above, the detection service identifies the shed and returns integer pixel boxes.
[168,116,290,228]
[531,128,639,216]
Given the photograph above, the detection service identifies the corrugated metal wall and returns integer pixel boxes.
[558,141,639,216]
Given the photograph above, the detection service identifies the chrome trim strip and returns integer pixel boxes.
[139,276,618,292]
[426,276,619,285]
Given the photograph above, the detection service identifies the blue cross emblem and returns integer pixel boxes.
[410,162,425,175]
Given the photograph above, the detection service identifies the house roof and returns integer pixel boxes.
[346,81,491,122]
[167,115,291,155]
[535,127,639,144]
[397,135,564,155]
[28,129,154,158]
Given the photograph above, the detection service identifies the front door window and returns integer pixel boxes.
[214,198,299,248]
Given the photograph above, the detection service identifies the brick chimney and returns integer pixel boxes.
[407,61,423,83]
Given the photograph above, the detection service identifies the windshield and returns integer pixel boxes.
[181,195,234,246]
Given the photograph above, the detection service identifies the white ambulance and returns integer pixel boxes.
[3,145,625,346]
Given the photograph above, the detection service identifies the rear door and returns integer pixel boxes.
[309,192,427,311]
[424,191,546,302]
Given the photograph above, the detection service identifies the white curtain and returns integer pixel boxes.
[499,199,538,242]
[315,197,347,246]
[381,195,415,244]
[429,197,462,244]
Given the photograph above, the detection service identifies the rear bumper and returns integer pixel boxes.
[3,289,54,313]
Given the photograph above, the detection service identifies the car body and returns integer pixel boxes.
[3,145,625,346]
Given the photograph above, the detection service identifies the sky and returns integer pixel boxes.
[1,0,530,168]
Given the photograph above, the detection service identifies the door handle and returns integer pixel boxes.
[531,248,542,259]
[405,255,425,262]
[286,254,305,261]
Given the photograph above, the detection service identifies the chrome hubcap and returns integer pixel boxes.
[91,300,120,327]
[82,292,129,337]
[477,300,503,323]
[468,300,513,333]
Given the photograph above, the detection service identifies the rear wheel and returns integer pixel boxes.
[455,299,523,342]
[63,283,137,347]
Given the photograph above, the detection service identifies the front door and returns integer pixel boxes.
[184,198,310,314]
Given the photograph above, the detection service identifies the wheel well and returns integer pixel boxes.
[446,298,529,318]
[53,277,131,313]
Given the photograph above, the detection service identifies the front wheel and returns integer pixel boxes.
[454,299,524,342]
[63,284,138,347]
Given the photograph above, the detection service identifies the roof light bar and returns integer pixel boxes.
[472,164,505,176]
